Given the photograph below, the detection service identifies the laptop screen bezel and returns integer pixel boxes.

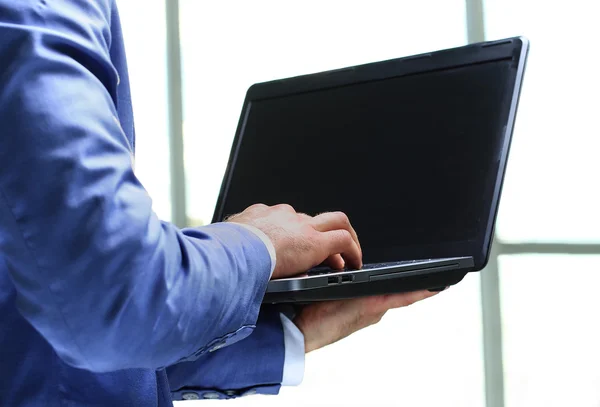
[211,37,529,271]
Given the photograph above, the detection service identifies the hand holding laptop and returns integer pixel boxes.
[295,290,439,353]
[228,202,439,352]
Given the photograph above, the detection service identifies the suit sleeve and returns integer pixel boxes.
[164,308,306,400]
[166,309,285,400]
[0,0,272,373]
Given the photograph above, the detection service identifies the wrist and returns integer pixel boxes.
[230,222,277,278]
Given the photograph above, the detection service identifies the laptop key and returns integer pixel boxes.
[307,259,433,275]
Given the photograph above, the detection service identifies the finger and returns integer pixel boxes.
[298,213,347,269]
[321,229,362,269]
[382,290,440,309]
[312,212,360,251]
[312,212,362,256]
[323,254,345,270]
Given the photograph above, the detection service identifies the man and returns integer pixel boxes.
[0,1,439,406]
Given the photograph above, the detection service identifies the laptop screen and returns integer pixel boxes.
[219,58,515,263]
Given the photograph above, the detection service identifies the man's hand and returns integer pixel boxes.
[294,290,441,352]
[227,204,362,280]
[228,203,441,353]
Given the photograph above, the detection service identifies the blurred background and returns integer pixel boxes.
[117,0,600,406]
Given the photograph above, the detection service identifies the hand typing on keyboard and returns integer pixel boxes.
[227,204,362,280]
[295,289,442,353]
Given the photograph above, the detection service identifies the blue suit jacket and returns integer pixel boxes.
[0,1,285,405]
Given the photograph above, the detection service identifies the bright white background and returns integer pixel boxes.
[486,0,600,244]
[484,0,600,406]
[179,0,468,226]
[118,0,172,222]
[116,0,600,406]
[499,255,600,407]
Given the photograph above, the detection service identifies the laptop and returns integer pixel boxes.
[212,37,529,304]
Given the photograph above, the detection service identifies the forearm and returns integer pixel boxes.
[0,0,271,372]
[166,309,305,401]
[167,309,285,400]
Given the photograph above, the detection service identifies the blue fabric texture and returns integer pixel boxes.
[167,309,285,401]
[0,1,285,405]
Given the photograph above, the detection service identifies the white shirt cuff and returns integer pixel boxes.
[279,313,305,386]
[233,223,277,277]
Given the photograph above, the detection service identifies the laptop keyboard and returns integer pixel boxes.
[307,259,434,276]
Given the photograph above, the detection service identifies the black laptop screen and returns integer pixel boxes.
[220,59,514,263]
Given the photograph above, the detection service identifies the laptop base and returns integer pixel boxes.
[263,269,469,304]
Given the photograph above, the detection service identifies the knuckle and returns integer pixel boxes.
[274,203,295,212]
[367,306,382,319]
[373,313,384,324]
[364,307,386,324]
[248,203,267,211]
[337,229,353,243]
[334,211,350,226]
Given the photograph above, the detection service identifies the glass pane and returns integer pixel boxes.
[499,255,600,407]
[118,0,171,221]
[180,0,468,225]
[484,0,600,243]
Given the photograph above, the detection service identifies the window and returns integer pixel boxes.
[499,255,600,407]
[484,0,600,244]
[180,0,469,226]
[484,1,600,405]
[203,274,484,407]
[179,1,485,406]
[118,0,172,221]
